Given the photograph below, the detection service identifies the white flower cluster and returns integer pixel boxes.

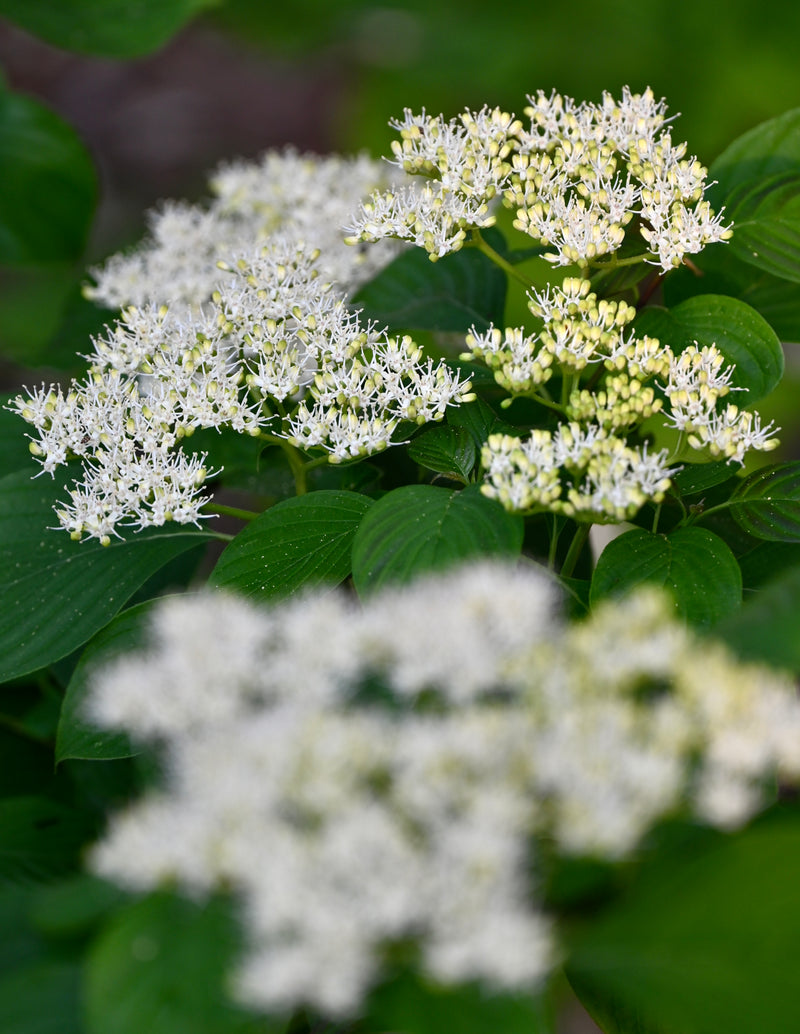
[88,562,800,1018]
[13,241,472,542]
[468,277,778,521]
[345,106,521,259]
[87,150,405,311]
[346,87,731,270]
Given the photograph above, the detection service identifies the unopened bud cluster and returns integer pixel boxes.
[469,277,778,521]
[347,87,731,270]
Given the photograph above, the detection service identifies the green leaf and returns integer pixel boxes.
[351,484,524,595]
[716,565,800,671]
[634,294,783,401]
[0,469,213,684]
[0,91,96,265]
[85,892,268,1034]
[729,462,800,541]
[0,796,95,884]
[591,527,742,628]
[365,969,553,1034]
[738,541,800,591]
[446,397,506,448]
[0,960,82,1034]
[0,0,219,58]
[723,171,800,283]
[710,107,800,203]
[209,490,373,600]
[671,461,737,497]
[56,603,156,763]
[351,229,507,333]
[568,813,800,1034]
[30,874,126,939]
[407,425,476,482]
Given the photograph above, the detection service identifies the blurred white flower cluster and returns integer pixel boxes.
[346,87,732,270]
[12,153,473,543]
[89,561,800,1018]
[87,149,404,311]
[469,277,778,520]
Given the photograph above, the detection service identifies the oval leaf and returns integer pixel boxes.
[591,527,742,628]
[351,484,524,595]
[568,814,800,1034]
[407,425,476,482]
[0,469,213,684]
[730,462,800,541]
[0,91,96,265]
[710,107,800,203]
[726,171,800,284]
[638,295,783,401]
[0,0,218,58]
[209,490,373,600]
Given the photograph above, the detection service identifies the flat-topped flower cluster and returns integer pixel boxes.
[468,277,779,521]
[11,153,472,543]
[346,87,732,270]
[88,562,800,1018]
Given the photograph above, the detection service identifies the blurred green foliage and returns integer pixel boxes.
[211,0,800,160]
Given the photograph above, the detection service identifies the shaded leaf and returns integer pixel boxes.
[352,229,507,333]
[710,107,800,203]
[0,469,212,683]
[0,796,95,884]
[55,603,154,763]
[0,0,219,58]
[85,892,269,1034]
[407,425,476,482]
[730,462,800,541]
[716,565,800,671]
[725,171,800,283]
[0,960,82,1034]
[568,813,800,1034]
[0,91,95,264]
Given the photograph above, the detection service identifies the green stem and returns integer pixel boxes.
[590,251,651,271]
[547,515,564,571]
[471,229,534,288]
[204,502,260,521]
[651,502,662,534]
[560,521,592,579]
[209,531,235,542]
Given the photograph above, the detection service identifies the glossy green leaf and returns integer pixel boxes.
[0,91,96,264]
[729,462,800,541]
[407,425,476,482]
[351,229,507,333]
[446,396,505,447]
[0,0,219,58]
[56,602,155,763]
[717,565,800,671]
[85,893,268,1034]
[568,813,800,1034]
[671,460,737,497]
[591,527,742,628]
[365,969,553,1034]
[635,294,783,401]
[351,484,524,595]
[0,469,213,683]
[725,171,800,283]
[0,960,82,1034]
[209,490,373,600]
[710,107,800,203]
[0,796,95,884]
